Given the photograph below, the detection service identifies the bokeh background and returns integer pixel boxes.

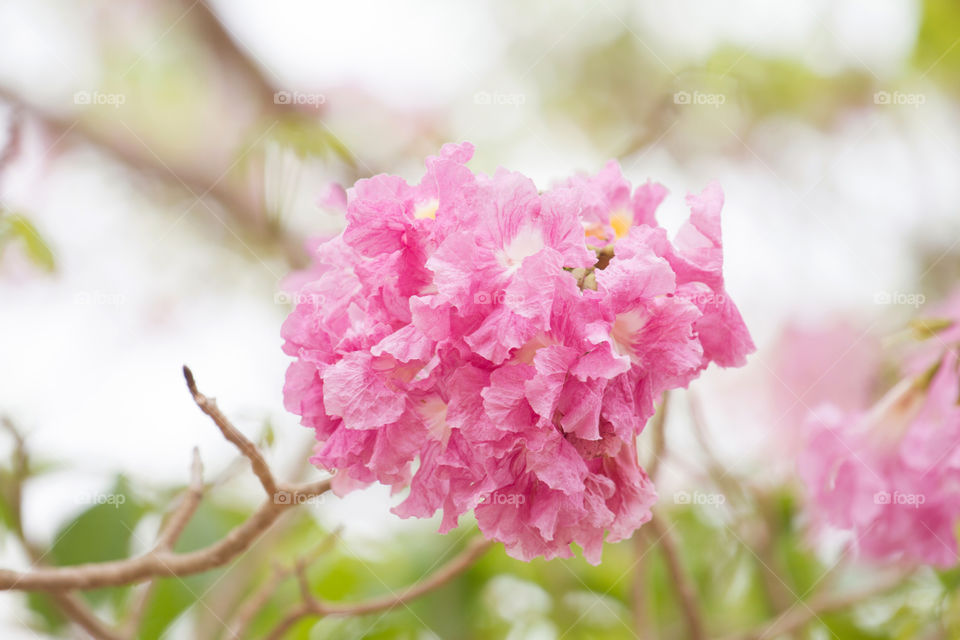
[2,0,960,638]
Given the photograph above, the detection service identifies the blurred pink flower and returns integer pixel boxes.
[282,143,753,563]
[799,339,960,567]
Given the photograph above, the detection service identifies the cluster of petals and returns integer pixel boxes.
[282,142,753,563]
[799,296,960,567]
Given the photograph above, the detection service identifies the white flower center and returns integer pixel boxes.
[498,225,545,272]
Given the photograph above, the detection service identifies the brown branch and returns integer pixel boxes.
[631,533,652,638]
[0,478,328,591]
[121,447,206,638]
[0,369,331,592]
[2,419,123,640]
[722,571,913,640]
[0,86,307,267]
[157,446,205,551]
[183,366,277,497]
[227,528,341,640]
[48,591,124,640]
[265,537,493,640]
[646,515,706,640]
[646,391,669,480]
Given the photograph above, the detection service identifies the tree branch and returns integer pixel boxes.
[646,515,706,640]
[0,368,331,592]
[183,366,277,496]
[227,528,341,640]
[722,570,913,640]
[1,419,123,640]
[264,537,493,639]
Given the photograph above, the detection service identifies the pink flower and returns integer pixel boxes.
[282,145,753,563]
[799,347,960,568]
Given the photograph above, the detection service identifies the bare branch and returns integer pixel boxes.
[121,447,206,638]
[49,591,124,640]
[645,391,669,480]
[183,366,277,497]
[722,570,913,640]
[631,533,651,638]
[646,515,706,640]
[0,477,329,591]
[0,86,307,267]
[157,447,206,551]
[2,419,124,640]
[228,529,340,640]
[0,377,330,593]
[265,537,493,639]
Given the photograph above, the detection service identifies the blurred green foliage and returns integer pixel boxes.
[0,212,55,272]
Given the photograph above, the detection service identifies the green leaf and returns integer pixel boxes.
[47,476,145,607]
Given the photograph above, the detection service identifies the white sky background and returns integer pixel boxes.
[1,0,959,636]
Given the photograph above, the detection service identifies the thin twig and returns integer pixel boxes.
[722,570,913,640]
[157,447,206,551]
[0,86,307,267]
[646,515,706,640]
[0,370,331,592]
[631,533,652,638]
[121,447,206,638]
[183,366,278,497]
[1,419,124,640]
[228,528,341,640]
[265,537,493,640]
[646,391,670,481]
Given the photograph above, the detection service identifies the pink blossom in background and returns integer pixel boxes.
[281,143,754,563]
[767,321,883,454]
[799,308,960,567]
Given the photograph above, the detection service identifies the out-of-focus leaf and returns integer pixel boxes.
[0,213,56,272]
[49,476,145,607]
[24,476,144,630]
[913,0,960,92]
[268,118,357,166]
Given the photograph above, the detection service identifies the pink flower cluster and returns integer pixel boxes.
[799,298,960,567]
[282,143,753,563]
